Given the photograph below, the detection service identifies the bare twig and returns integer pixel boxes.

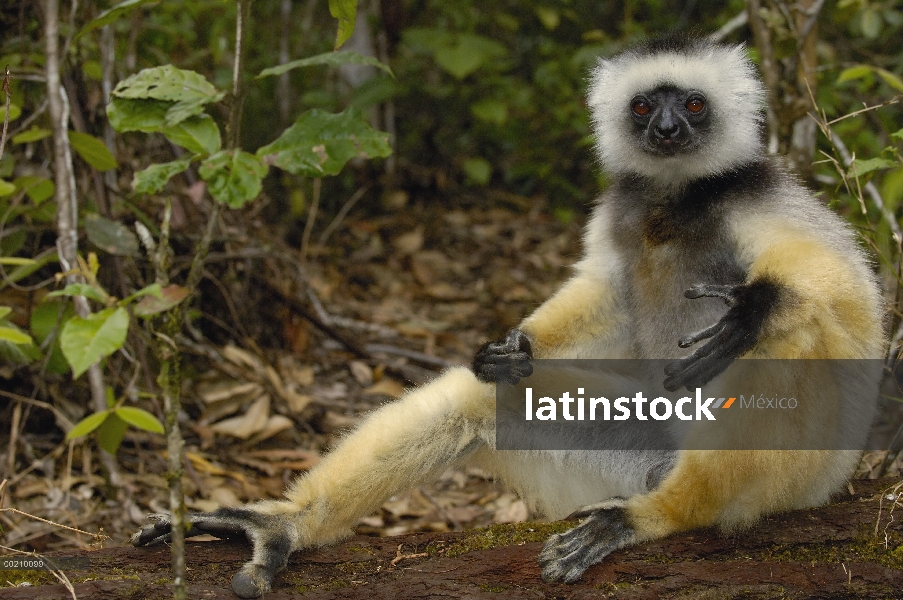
[796,0,825,46]
[277,0,292,126]
[825,127,902,243]
[0,66,11,161]
[0,509,107,542]
[828,96,902,127]
[746,0,781,153]
[0,544,77,599]
[157,3,254,596]
[301,177,322,261]
[318,184,370,245]
[709,10,748,42]
[45,0,122,489]
[6,401,20,478]
[389,543,428,567]
[8,97,48,139]
[100,24,118,192]
[366,343,456,369]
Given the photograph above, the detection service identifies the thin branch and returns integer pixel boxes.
[709,10,748,42]
[0,510,107,541]
[318,184,370,245]
[0,390,76,431]
[746,0,781,153]
[826,127,902,243]
[366,343,457,369]
[828,96,902,127]
[301,177,321,261]
[45,0,122,489]
[0,544,77,600]
[796,0,825,45]
[0,66,11,161]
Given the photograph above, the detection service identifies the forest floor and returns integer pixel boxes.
[1,193,588,557]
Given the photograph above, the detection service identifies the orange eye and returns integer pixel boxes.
[632,100,651,116]
[686,98,705,113]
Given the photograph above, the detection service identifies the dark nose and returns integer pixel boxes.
[654,108,680,140]
[655,122,679,140]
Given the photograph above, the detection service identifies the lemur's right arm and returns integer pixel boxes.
[473,206,626,383]
[473,264,625,382]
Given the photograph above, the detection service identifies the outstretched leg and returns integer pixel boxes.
[133,367,495,598]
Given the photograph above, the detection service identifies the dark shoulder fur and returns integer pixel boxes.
[610,159,781,247]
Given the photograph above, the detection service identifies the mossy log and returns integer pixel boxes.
[2,477,902,599]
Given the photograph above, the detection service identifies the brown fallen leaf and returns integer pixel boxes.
[210,395,270,439]
[363,378,405,398]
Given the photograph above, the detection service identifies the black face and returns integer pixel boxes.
[629,86,711,156]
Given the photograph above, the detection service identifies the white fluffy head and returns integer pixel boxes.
[587,36,766,186]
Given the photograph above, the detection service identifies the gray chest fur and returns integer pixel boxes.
[606,185,747,359]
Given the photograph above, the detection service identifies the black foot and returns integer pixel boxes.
[472,328,534,385]
[539,499,636,583]
[131,508,295,598]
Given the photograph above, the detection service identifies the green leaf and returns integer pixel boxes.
[849,157,897,178]
[0,179,15,197]
[876,69,903,94]
[837,64,873,85]
[0,325,32,346]
[76,0,159,40]
[838,64,903,93]
[891,129,903,142]
[84,213,140,256]
[163,96,223,126]
[0,104,22,122]
[471,99,509,125]
[30,299,74,375]
[122,282,161,306]
[0,251,58,291]
[432,34,508,79]
[133,157,193,194]
[46,283,110,304]
[535,7,560,30]
[96,412,127,454]
[258,50,393,79]
[0,307,10,319]
[106,97,171,133]
[257,109,391,177]
[160,115,221,155]
[66,410,111,440]
[14,176,55,205]
[13,127,52,144]
[133,284,189,317]
[328,0,357,49]
[0,335,35,364]
[112,66,224,126]
[881,167,903,212]
[861,7,882,38]
[199,150,267,208]
[60,306,129,379]
[68,131,118,171]
[115,406,164,433]
[462,157,492,185]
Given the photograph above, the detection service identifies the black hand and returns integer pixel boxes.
[132,508,294,598]
[664,280,781,392]
[472,328,534,384]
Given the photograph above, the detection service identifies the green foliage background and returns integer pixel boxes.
[0,0,901,448]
